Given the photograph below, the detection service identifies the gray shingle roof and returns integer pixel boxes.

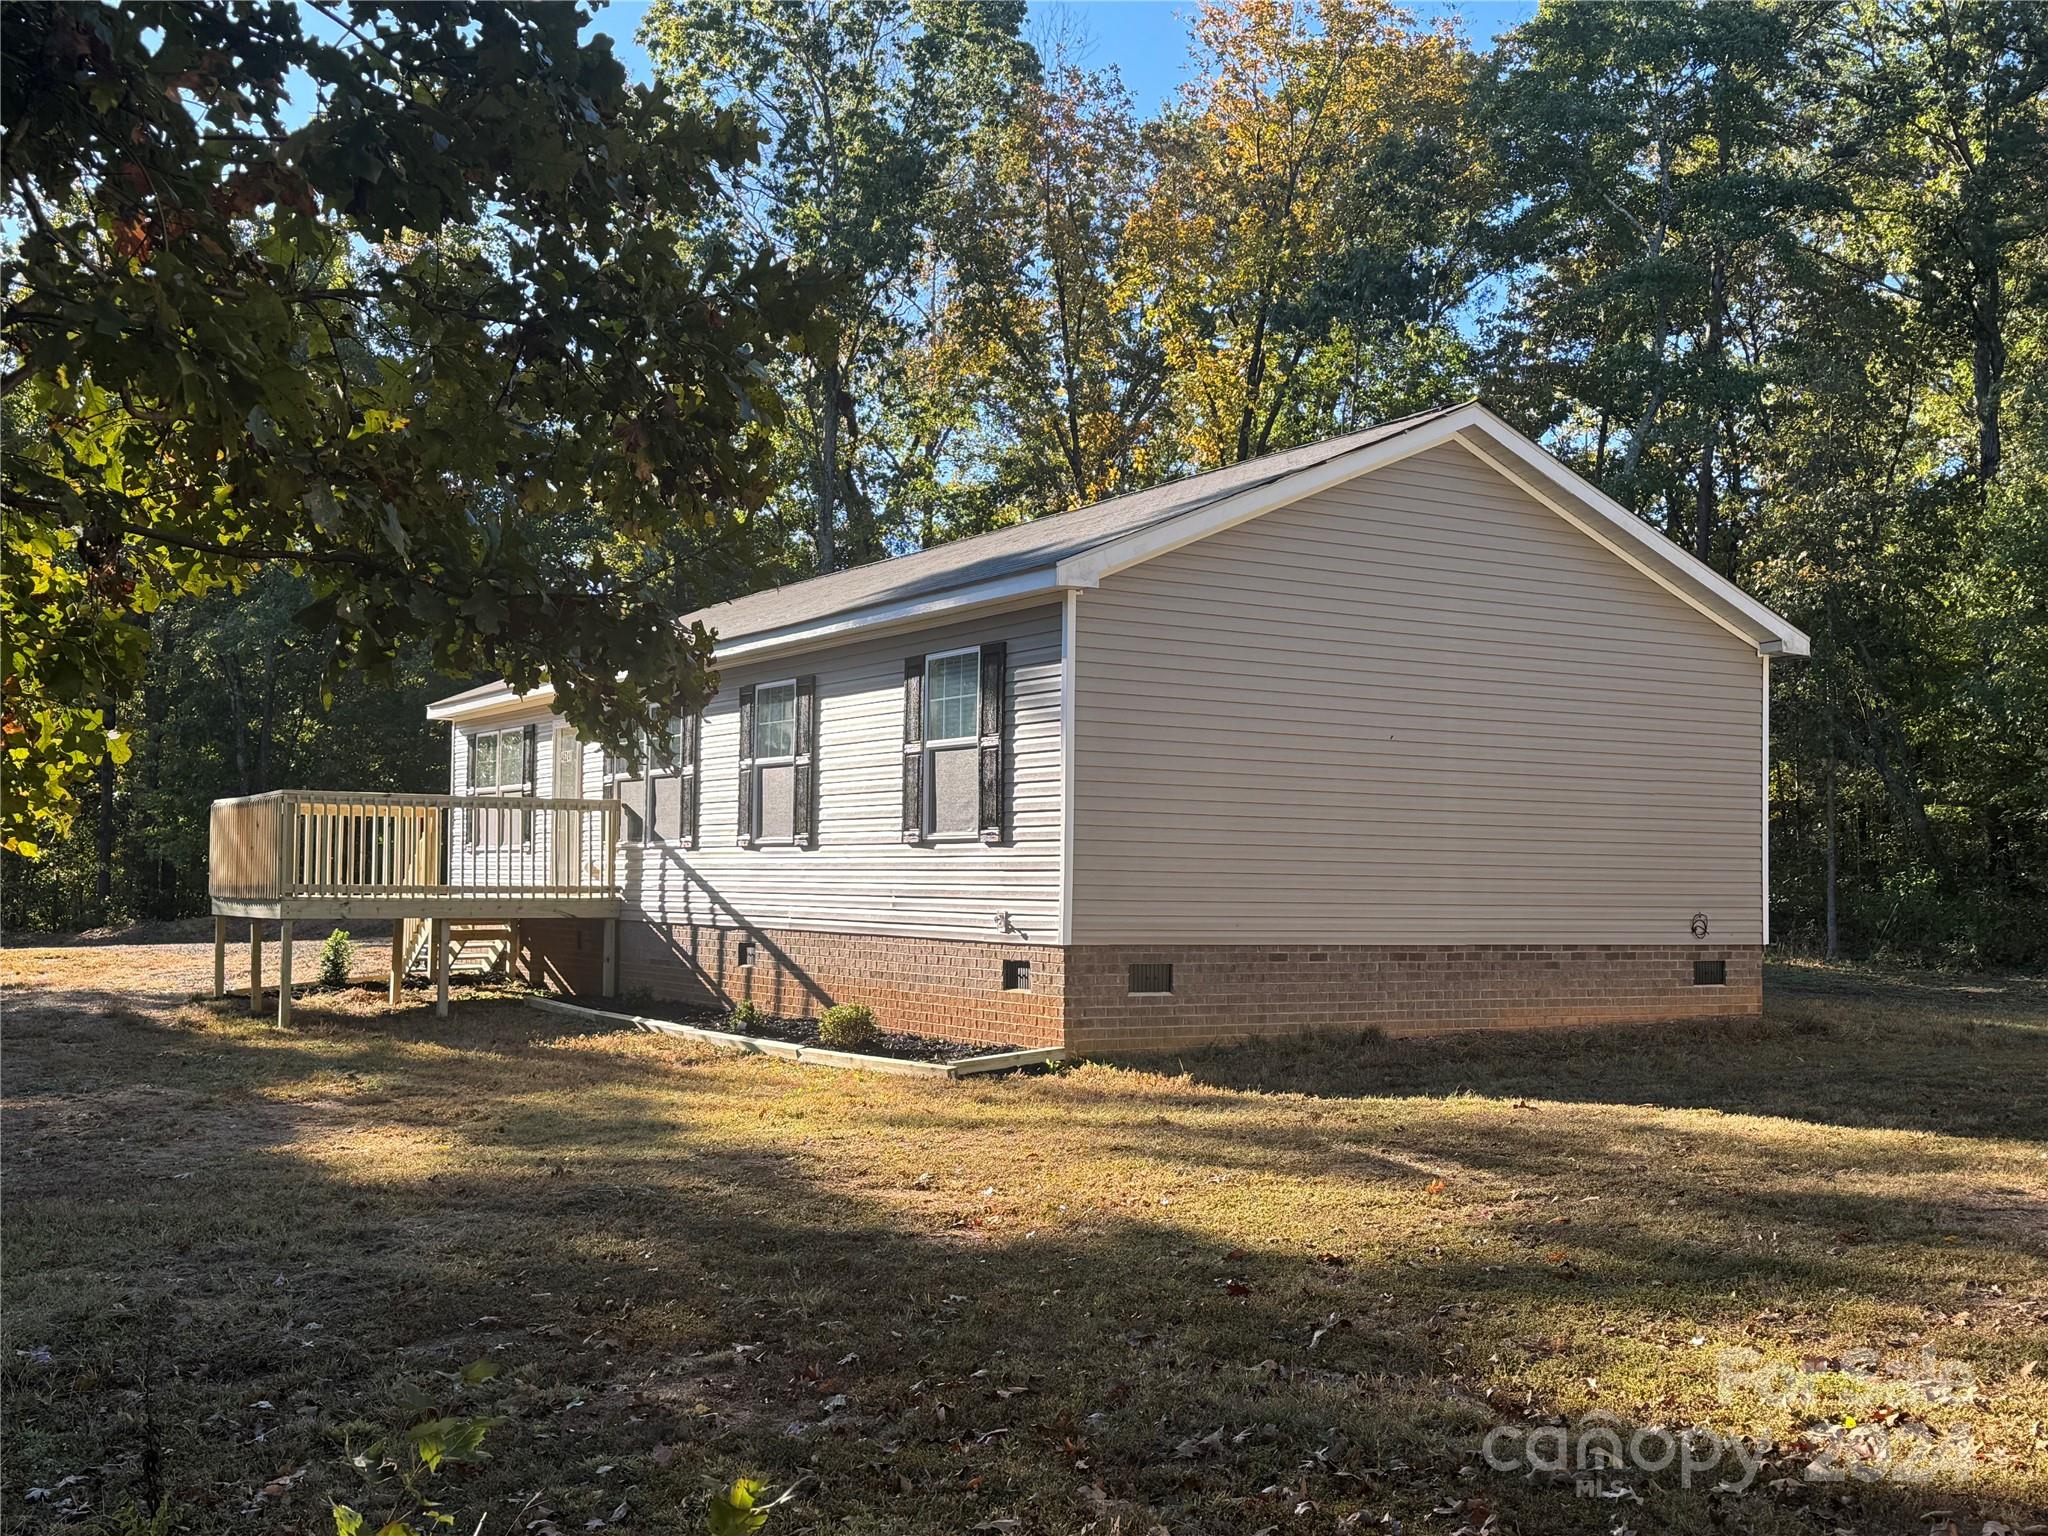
[685,403,1467,642]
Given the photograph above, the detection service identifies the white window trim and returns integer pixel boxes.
[751,677,800,846]
[467,725,533,848]
[922,647,982,843]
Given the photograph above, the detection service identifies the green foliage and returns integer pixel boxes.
[332,1362,505,1536]
[817,1003,878,1049]
[319,929,357,989]
[706,1478,771,1536]
[8,0,2041,965]
[643,0,1034,571]
[1481,0,2048,964]
[921,41,1168,523]
[730,998,764,1028]
[3,2,823,855]
[1130,0,1488,468]
[0,568,456,932]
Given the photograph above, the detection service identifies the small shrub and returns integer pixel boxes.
[318,929,356,988]
[730,998,764,1028]
[817,1003,877,1050]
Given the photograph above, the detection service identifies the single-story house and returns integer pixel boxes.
[417,399,1806,1052]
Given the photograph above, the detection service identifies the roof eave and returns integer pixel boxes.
[1056,402,1808,659]
[1446,414,1810,657]
[712,565,1072,663]
[425,566,1077,724]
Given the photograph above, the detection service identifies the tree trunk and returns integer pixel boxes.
[1695,124,1728,564]
[1823,728,1839,962]
[1694,252,1726,564]
[224,657,252,796]
[1971,257,2005,483]
[255,650,282,794]
[813,351,841,575]
[94,694,117,923]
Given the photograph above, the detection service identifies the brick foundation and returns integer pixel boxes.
[517,922,1760,1054]
[526,919,1065,1050]
[516,918,605,997]
[1061,942,1762,1054]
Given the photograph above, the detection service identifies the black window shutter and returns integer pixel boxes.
[793,675,817,849]
[736,685,755,846]
[977,641,1006,844]
[681,713,699,850]
[901,656,925,843]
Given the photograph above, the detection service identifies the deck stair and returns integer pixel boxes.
[406,922,515,981]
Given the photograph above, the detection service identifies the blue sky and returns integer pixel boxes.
[580,1,1537,111]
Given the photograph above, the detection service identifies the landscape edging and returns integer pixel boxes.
[523,995,1064,1078]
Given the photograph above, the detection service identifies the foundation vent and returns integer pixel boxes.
[1127,963,1174,995]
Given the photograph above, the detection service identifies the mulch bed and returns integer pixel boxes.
[566,994,1021,1064]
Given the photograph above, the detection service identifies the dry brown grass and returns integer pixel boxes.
[3,942,2044,1535]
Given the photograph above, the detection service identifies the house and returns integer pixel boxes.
[209,401,1806,1046]
[415,398,1806,1052]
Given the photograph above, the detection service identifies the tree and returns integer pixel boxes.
[2,1,820,856]
[935,46,1170,512]
[643,0,1033,571]
[1484,0,1834,566]
[1130,0,1487,468]
[1827,0,2048,485]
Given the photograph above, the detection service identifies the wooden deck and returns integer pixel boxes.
[208,790,624,1023]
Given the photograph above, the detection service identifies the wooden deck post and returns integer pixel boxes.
[248,921,263,1016]
[213,916,227,998]
[389,921,404,1006]
[276,920,293,1027]
[507,919,522,985]
[432,916,450,1017]
[601,917,618,997]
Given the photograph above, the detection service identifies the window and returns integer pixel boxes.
[751,680,797,841]
[605,716,697,847]
[924,649,981,839]
[737,939,756,968]
[1002,958,1030,991]
[902,643,1004,846]
[1693,959,1726,987]
[1127,962,1173,995]
[466,725,533,845]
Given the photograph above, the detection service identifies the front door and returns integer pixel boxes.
[552,725,583,887]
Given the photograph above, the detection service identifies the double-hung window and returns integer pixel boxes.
[605,716,697,847]
[750,680,798,842]
[901,641,1006,845]
[466,724,534,846]
[922,649,982,839]
[737,677,816,847]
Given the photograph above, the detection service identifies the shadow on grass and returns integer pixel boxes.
[3,956,2044,1535]
[1142,961,2048,1141]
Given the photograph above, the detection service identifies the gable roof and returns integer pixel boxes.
[688,403,1463,645]
[428,400,1806,722]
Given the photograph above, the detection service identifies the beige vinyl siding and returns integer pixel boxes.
[567,604,1063,944]
[446,707,560,890]
[1072,441,1765,946]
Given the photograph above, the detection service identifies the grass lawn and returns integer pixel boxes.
[3,942,2045,1535]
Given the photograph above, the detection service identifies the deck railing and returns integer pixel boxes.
[208,790,620,906]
